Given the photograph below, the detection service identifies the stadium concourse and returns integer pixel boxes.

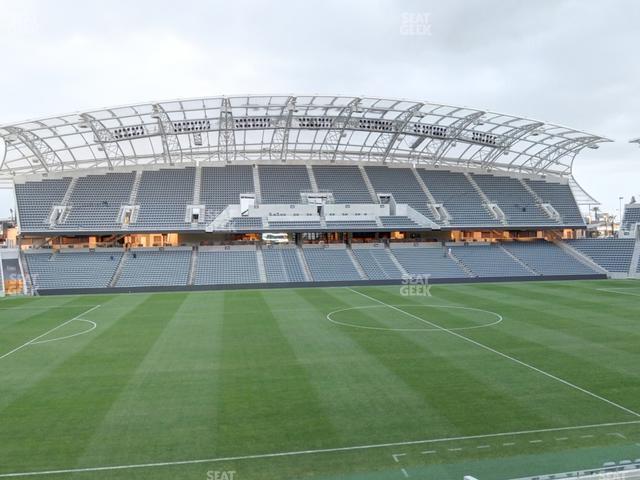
[0,95,638,295]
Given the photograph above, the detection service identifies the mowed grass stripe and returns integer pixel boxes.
[214,290,338,458]
[0,294,184,473]
[70,293,223,469]
[0,281,639,480]
[317,288,562,435]
[431,284,640,409]
[351,286,640,421]
[278,288,460,444]
[438,283,640,368]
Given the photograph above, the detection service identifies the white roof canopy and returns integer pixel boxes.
[0,95,611,181]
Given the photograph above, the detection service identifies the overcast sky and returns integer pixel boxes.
[0,0,638,219]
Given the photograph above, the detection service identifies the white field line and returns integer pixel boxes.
[347,288,640,419]
[326,304,502,332]
[0,305,100,311]
[0,305,100,361]
[1,420,640,478]
[596,288,640,298]
[29,319,97,345]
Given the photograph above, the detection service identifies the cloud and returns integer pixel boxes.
[0,0,638,219]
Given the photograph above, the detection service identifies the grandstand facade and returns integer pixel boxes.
[1,95,638,294]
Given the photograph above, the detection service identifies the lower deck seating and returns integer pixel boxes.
[196,250,260,285]
[26,251,122,290]
[566,239,636,273]
[391,246,469,279]
[262,247,306,282]
[352,247,403,279]
[20,239,619,292]
[502,241,597,276]
[451,245,531,277]
[303,247,361,282]
[117,250,191,287]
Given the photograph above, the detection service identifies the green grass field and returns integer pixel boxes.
[1,279,640,480]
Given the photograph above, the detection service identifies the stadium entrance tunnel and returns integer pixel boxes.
[326,304,502,332]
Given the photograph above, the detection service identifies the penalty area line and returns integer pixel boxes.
[0,305,101,361]
[1,420,640,478]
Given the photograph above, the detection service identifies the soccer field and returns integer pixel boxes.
[1,280,640,480]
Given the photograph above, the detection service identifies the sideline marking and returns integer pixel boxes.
[0,306,100,360]
[596,288,640,298]
[347,288,640,419]
[1,420,640,478]
[326,304,502,332]
[0,305,100,311]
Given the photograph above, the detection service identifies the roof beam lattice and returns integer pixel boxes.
[79,114,127,169]
[3,126,62,173]
[217,98,236,164]
[152,104,183,165]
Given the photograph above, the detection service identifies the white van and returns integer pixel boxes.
[262,233,289,244]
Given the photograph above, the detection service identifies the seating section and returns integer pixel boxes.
[196,250,260,285]
[567,239,636,273]
[352,247,403,279]
[200,166,254,222]
[312,165,372,203]
[303,247,361,281]
[262,247,307,282]
[259,165,311,204]
[26,251,121,289]
[451,245,531,277]
[502,241,597,276]
[471,174,555,226]
[391,246,469,278]
[325,220,379,230]
[268,220,322,230]
[379,216,420,229]
[228,217,263,230]
[364,166,436,220]
[15,166,591,233]
[20,237,623,292]
[419,170,499,226]
[525,180,584,226]
[622,205,640,232]
[132,168,195,229]
[15,178,71,231]
[117,250,191,287]
[64,173,135,230]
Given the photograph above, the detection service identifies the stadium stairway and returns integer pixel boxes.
[128,170,143,205]
[188,248,199,286]
[346,244,369,280]
[447,249,476,277]
[552,239,609,275]
[108,253,127,288]
[296,245,313,282]
[498,244,539,275]
[385,243,408,277]
[358,165,379,203]
[255,245,268,283]
[464,172,507,225]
